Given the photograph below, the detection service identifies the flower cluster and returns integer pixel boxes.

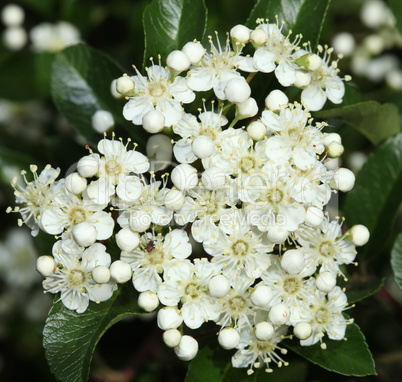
[9,19,370,375]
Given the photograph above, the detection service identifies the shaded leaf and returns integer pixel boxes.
[43,283,140,382]
[246,0,331,49]
[346,277,385,304]
[143,0,207,66]
[391,233,402,291]
[344,134,402,258]
[186,343,308,381]
[389,0,402,35]
[285,323,376,376]
[314,100,400,145]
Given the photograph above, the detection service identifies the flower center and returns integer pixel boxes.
[318,240,334,257]
[68,269,86,286]
[198,126,219,140]
[283,276,301,295]
[256,339,276,353]
[315,306,330,324]
[105,159,122,176]
[69,207,87,225]
[232,240,249,257]
[148,82,167,98]
[240,156,256,174]
[266,188,283,205]
[147,248,164,266]
[185,282,202,299]
[228,295,247,314]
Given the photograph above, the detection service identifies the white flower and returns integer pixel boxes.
[298,45,346,111]
[158,259,221,329]
[186,34,255,100]
[40,185,114,245]
[173,110,228,164]
[203,209,273,280]
[9,165,60,236]
[261,103,325,170]
[250,20,301,86]
[86,138,149,205]
[43,242,117,313]
[121,230,192,293]
[123,64,195,127]
[295,219,357,276]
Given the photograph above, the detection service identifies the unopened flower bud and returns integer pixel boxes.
[295,53,322,71]
[129,210,151,232]
[237,97,258,118]
[110,79,122,99]
[157,307,183,330]
[255,321,275,341]
[171,164,198,190]
[331,167,355,192]
[92,110,114,133]
[294,322,312,340]
[208,274,230,298]
[315,271,336,293]
[167,50,191,72]
[65,172,87,194]
[163,329,182,348]
[116,228,140,252]
[323,133,342,146]
[230,24,251,44]
[269,303,290,325]
[250,28,268,46]
[138,291,159,312]
[146,133,173,172]
[182,41,205,64]
[92,265,111,284]
[364,34,384,55]
[3,26,27,50]
[192,135,215,158]
[77,154,99,178]
[305,206,324,227]
[293,70,312,88]
[2,4,25,27]
[110,260,132,283]
[247,120,267,141]
[224,77,251,103]
[174,335,198,361]
[201,166,226,190]
[265,89,288,110]
[116,76,135,95]
[143,110,165,133]
[327,141,344,158]
[36,256,56,277]
[349,224,370,246]
[281,249,305,275]
[164,189,185,211]
[332,32,355,56]
[267,226,289,244]
[250,285,274,308]
[72,222,97,247]
[218,328,240,350]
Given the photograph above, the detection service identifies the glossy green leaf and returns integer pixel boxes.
[344,133,402,258]
[389,0,402,35]
[314,100,400,145]
[51,44,135,146]
[391,233,402,291]
[346,277,385,304]
[43,283,141,382]
[246,0,331,48]
[186,344,308,382]
[143,0,207,66]
[285,323,376,376]
[0,147,38,184]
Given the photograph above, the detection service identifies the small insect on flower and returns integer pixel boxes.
[146,240,156,253]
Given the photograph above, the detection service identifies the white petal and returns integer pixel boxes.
[87,178,114,205]
[91,211,114,240]
[173,139,197,163]
[116,175,143,202]
[123,98,154,125]
[253,48,276,73]
[41,208,66,235]
[88,282,117,302]
[301,83,327,111]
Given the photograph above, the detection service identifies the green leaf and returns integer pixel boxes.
[314,100,400,145]
[344,133,402,258]
[0,146,38,184]
[246,0,331,49]
[51,44,135,146]
[43,282,141,382]
[346,277,385,304]
[389,0,402,35]
[143,0,207,67]
[285,323,376,376]
[186,344,308,381]
[391,233,402,291]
